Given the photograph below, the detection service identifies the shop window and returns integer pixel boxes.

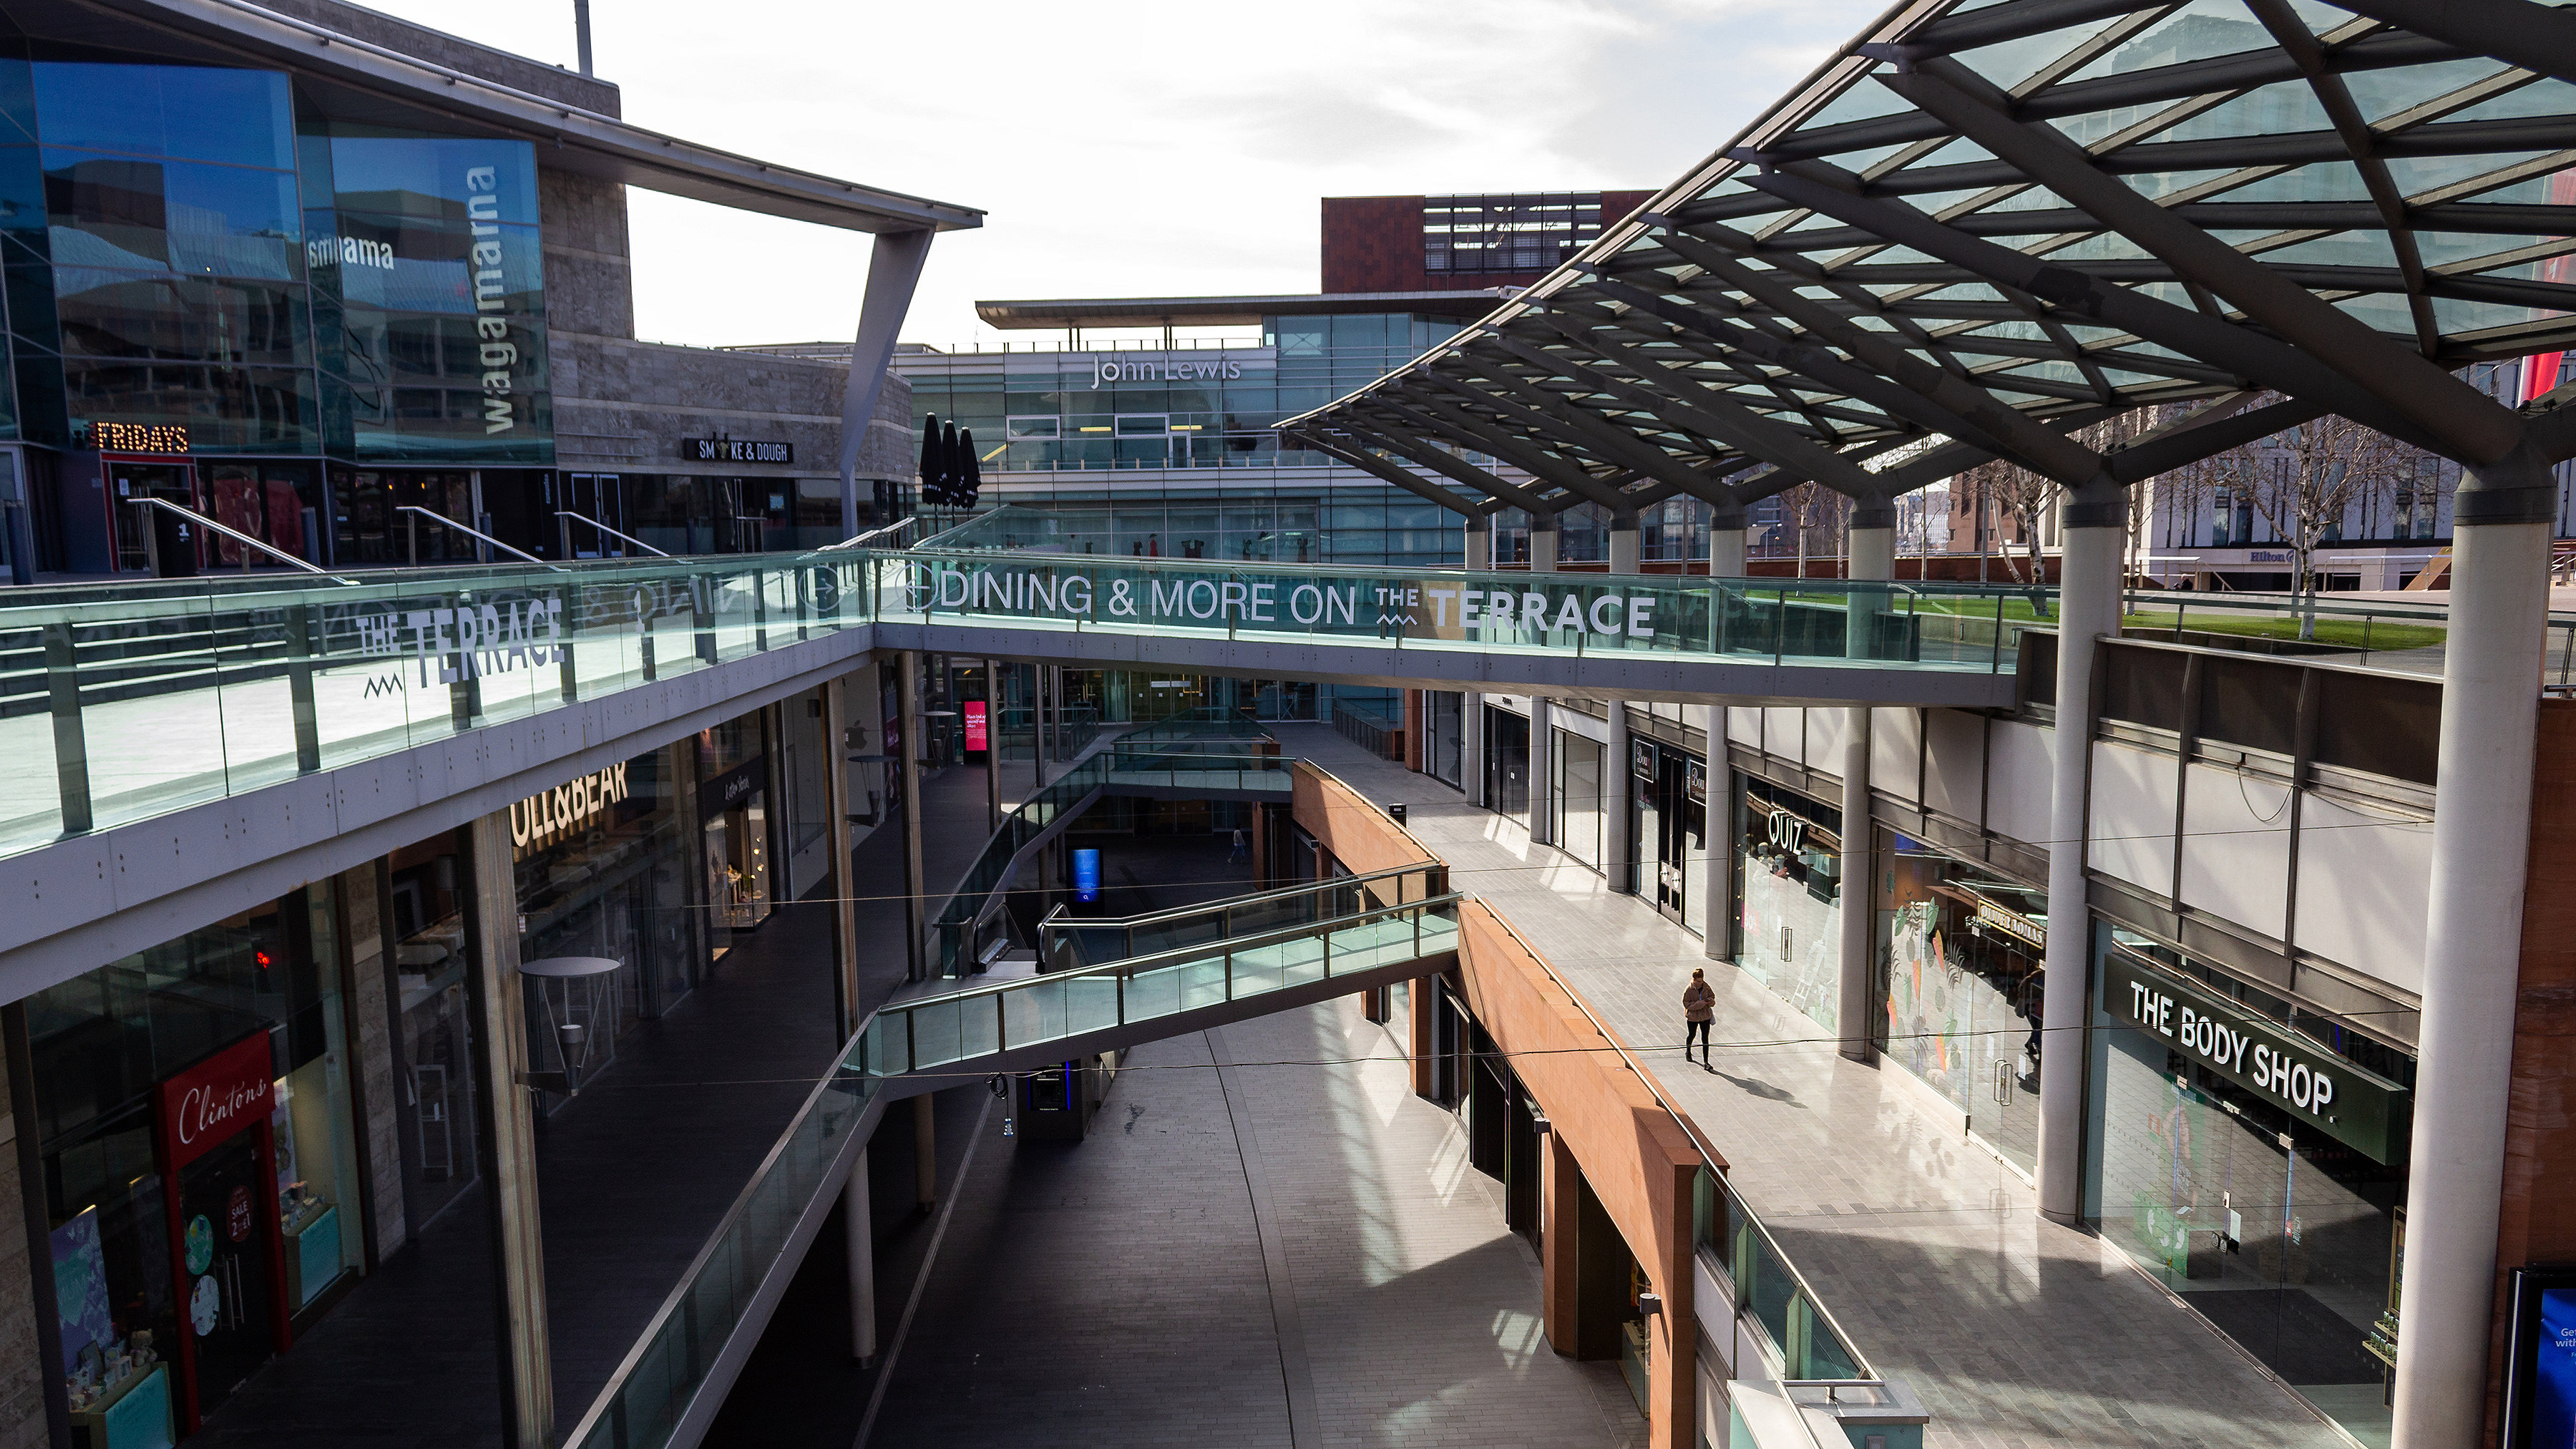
[2086,934,2411,1449]
[31,884,366,1434]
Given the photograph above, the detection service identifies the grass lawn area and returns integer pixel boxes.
[2117,610,2448,650]
[1752,591,2450,649]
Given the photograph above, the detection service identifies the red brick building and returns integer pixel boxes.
[1322,192,1657,295]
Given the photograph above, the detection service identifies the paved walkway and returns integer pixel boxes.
[1274,724,2348,1449]
[848,1000,1639,1449]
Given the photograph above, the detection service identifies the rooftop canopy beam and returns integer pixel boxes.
[1284,430,1491,517]
[1330,415,1564,517]
[1880,59,2520,464]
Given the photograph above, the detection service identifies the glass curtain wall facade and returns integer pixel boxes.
[0,47,555,573]
[895,313,1469,569]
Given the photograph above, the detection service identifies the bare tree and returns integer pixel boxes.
[2172,398,2414,636]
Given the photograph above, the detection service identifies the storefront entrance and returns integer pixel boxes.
[172,1131,278,1419]
[106,459,199,573]
[154,1033,290,1431]
[1483,706,1530,821]
[1880,852,2047,1174]
[1629,740,1706,932]
[2087,940,2413,1445]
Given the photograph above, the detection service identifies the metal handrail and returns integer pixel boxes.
[553,511,671,557]
[122,497,352,583]
[886,892,1464,1023]
[1065,861,1433,931]
[395,504,564,570]
[1037,864,1439,967]
[820,515,917,551]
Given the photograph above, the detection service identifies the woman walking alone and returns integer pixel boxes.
[1683,968,1716,1070]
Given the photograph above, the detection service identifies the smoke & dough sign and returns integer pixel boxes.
[899,560,1661,644]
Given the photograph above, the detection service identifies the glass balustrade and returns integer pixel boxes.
[879,894,1463,1078]
[867,547,2053,676]
[0,554,869,859]
[33,543,2542,868]
[928,739,1296,974]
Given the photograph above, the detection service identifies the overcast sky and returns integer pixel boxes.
[358,0,1875,351]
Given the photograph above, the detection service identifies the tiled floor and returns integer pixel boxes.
[1274,723,2353,1449]
[716,827,1638,1449]
[841,1001,1639,1449]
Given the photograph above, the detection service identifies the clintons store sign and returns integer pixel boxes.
[155,1035,275,1173]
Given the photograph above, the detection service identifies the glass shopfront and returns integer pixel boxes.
[1550,727,1605,869]
[26,885,366,1439]
[1423,691,1464,789]
[1628,737,1706,933]
[381,836,490,1239]
[696,714,774,947]
[2084,930,2413,1446]
[1878,845,2048,1174]
[1483,705,1531,821]
[1729,778,1842,1032]
[508,744,700,1106]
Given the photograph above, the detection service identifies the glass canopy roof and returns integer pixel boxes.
[1279,0,2576,522]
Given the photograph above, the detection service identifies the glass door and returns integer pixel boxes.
[564,473,629,557]
[107,461,200,573]
[172,1132,279,1423]
[1484,708,1529,821]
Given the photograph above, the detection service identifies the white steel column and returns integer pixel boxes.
[837,230,934,535]
[1606,702,1634,894]
[1531,697,1556,846]
[1463,524,1489,808]
[1838,520,1894,1063]
[2036,492,2127,1222]
[845,1143,876,1365]
[2392,487,2554,1448]
[1709,513,1746,578]
[1609,514,1641,575]
[1530,515,1559,574]
[1696,702,1729,960]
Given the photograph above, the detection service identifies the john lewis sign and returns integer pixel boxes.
[2104,953,2409,1163]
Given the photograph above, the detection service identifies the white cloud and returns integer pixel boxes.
[350,0,1871,348]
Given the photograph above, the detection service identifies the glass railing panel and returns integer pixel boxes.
[1795,1295,1863,1380]
[1007,977,1067,1049]
[960,991,1001,1060]
[1066,974,1118,1038]
[1125,958,1185,1022]
[1276,932,1329,988]
[1180,956,1229,1011]
[1746,1223,1796,1355]
[909,999,962,1069]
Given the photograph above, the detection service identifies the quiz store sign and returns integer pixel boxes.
[2104,954,2409,1163]
[899,562,1660,644]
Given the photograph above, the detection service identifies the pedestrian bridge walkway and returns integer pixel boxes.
[0,547,2039,868]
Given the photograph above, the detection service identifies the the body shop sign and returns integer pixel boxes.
[156,1035,275,1173]
[2104,953,2410,1163]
